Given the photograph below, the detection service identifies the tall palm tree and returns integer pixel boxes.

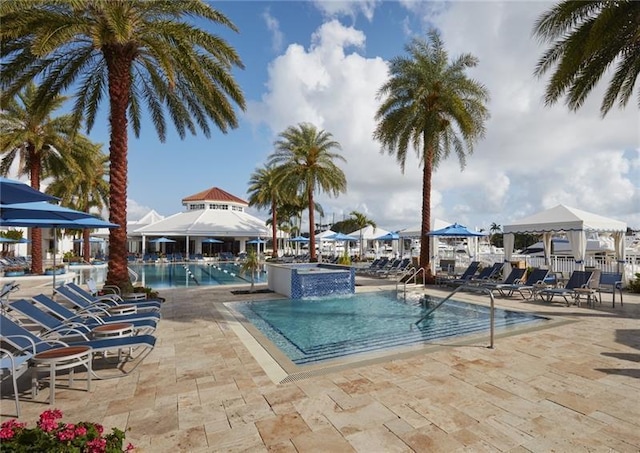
[47,139,109,261]
[374,30,490,276]
[1,0,246,289]
[533,1,640,117]
[349,211,377,259]
[247,164,284,257]
[270,123,347,261]
[0,82,77,274]
[489,222,501,247]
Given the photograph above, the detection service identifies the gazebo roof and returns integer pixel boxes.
[182,187,247,205]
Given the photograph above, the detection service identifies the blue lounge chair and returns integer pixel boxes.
[481,267,527,294]
[496,268,550,299]
[596,272,624,307]
[53,287,161,321]
[1,346,31,416]
[445,261,481,286]
[61,283,162,311]
[538,270,593,306]
[8,298,157,337]
[1,314,156,383]
[33,294,159,327]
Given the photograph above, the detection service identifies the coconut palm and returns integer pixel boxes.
[46,139,109,261]
[349,211,377,259]
[247,164,285,257]
[0,82,77,274]
[374,30,490,276]
[240,249,260,293]
[533,1,640,117]
[269,123,347,261]
[0,0,246,289]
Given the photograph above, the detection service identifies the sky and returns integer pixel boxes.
[25,1,640,232]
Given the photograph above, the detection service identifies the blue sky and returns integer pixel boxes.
[30,1,640,231]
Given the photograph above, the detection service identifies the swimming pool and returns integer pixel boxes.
[230,291,548,365]
[127,262,268,288]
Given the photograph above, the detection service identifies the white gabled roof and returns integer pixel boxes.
[504,205,626,234]
[128,209,165,228]
[132,209,268,238]
[350,225,389,240]
[400,218,451,237]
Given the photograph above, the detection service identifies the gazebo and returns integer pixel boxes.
[503,204,627,274]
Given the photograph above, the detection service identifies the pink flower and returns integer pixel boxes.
[37,409,63,432]
[0,427,15,440]
[95,423,104,435]
[86,437,107,453]
[75,425,88,436]
[1,419,26,430]
[126,442,135,451]
[56,427,76,442]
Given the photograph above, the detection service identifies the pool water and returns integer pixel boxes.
[127,262,268,288]
[231,291,547,365]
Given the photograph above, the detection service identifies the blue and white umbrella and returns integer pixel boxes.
[427,223,486,237]
[0,177,59,205]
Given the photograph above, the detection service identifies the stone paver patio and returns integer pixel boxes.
[2,277,639,452]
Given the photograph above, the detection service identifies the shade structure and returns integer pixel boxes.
[289,236,310,243]
[0,177,59,205]
[0,201,118,290]
[149,237,176,243]
[375,232,400,241]
[428,223,486,237]
[72,237,104,243]
[247,238,266,244]
[325,232,357,241]
[201,238,223,244]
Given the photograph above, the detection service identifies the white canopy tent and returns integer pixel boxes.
[503,204,627,274]
[133,209,271,258]
[400,218,451,273]
[350,225,390,258]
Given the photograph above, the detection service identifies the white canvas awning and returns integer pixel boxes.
[503,205,626,272]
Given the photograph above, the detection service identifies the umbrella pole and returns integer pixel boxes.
[52,228,57,296]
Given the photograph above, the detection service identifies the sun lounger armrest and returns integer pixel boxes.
[3,335,37,354]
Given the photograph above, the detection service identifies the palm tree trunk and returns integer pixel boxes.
[271,200,278,257]
[420,143,434,280]
[104,46,134,289]
[308,187,316,261]
[29,152,43,274]
[83,228,91,262]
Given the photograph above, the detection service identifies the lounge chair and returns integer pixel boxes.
[380,258,412,278]
[1,314,156,385]
[32,294,159,328]
[538,270,593,306]
[59,284,161,312]
[1,347,31,416]
[53,287,161,321]
[468,262,504,284]
[596,272,624,307]
[495,268,550,299]
[444,261,481,286]
[481,267,527,293]
[7,298,157,337]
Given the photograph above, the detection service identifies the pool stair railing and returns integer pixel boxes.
[413,284,496,349]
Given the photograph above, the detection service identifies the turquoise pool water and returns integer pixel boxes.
[231,291,547,365]
[127,262,268,288]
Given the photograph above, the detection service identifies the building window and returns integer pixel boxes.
[189,203,205,210]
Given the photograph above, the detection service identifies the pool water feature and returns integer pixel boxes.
[267,263,355,299]
[230,291,548,365]
[126,262,267,288]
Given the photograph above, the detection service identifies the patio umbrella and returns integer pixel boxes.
[201,238,223,256]
[289,236,310,243]
[1,202,118,290]
[72,237,104,243]
[375,232,400,241]
[427,223,486,237]
[149,237,175,255]
[0,177,59,204]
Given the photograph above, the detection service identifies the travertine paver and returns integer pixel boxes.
[2,278,639,452]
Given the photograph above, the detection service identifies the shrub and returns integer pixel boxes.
[627,273,640,293]
[0,409,133,452]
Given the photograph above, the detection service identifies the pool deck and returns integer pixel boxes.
[3,277,640,452]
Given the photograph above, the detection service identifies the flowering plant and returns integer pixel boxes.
[0,409,133,452]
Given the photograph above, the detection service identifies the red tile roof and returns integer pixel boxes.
[182,187,247,205]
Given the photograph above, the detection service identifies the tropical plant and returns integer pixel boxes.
[1,0,246,290]
[374,30,490,277]
[533,0,640,117]
[248,164,284,258]
[349,211,377,259]
[269,123,347,262]
[0,82,78,275]
[46,139,109,262]
[489,222,502,247]
[240,249,260,292]
[337,248,351,266]
[627,273,640,293]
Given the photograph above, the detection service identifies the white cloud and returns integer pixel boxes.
[247,4,640,232]
[126,198,155,222]
[262,8,284,53]
[312,0,380,22]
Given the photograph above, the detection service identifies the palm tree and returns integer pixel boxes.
[1,1,246,289]
[489,222,501,248]
[47,139,109,261]
[240,249,260,293]
[0,82,77,274]
[269,123,347,261]
[247,164,285,258]
[349,211,377,259]
[533,1,640,117]
[374,30,490,276]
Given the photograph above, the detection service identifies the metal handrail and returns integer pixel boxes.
[414,283,496,349]
[397,267,426,301]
